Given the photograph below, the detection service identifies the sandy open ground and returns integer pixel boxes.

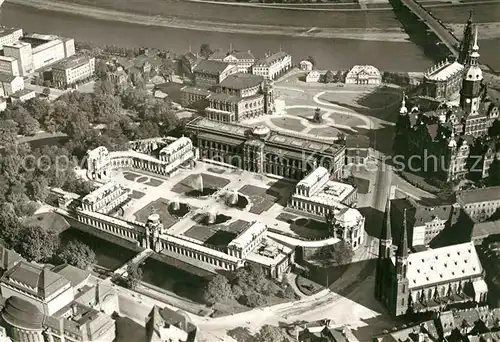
[448,22,500,40]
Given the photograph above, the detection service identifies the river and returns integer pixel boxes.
[0,2,434,71]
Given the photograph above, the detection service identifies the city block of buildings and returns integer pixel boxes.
[375,198,488,317]
[395,22,500,182]
[180,49,292,123]
[0,246,118,342]
[373,306,500,342]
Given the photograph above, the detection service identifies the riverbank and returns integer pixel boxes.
[6,0,408,41]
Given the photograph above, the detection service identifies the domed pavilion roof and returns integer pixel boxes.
[2,296,44,330]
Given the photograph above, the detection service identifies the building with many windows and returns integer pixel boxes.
[0,27,23,49]
[146,306,198,342]
[3,33,75,76]
[86,136,197,180]
[205,73,274,122]
[51,55,95,89]
[185,118,346,180]
[345,135,370,165]
[251,51,292,81]
[81,181,129,214]
[192,60,238,89]
[0,56,19,76]
[395,27,499,182]
[422,59,464,99]
[331,207,365,250]
[209,49,256,73]
[375,200,488,317]
[390,197,461,249]
[345,65,381,85]
[456,185,500,222]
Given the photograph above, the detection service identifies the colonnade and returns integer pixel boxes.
[77,212,142,242]
[160,239,239,271]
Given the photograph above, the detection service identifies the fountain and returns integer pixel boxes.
[198,208,231,225]
[225,189,249,209]
[186,174,218,197]
[206,209,217,225]
[168,199,190,218]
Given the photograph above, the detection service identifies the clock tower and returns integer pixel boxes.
[460,27,483,116]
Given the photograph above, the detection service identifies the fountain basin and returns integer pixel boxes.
[226,193,249,209]
[186,187,218,198]
[168,202,190,218]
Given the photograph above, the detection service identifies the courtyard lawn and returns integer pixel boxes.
[123,171,139,181]
[182,219,249,245]
[129,190,145,199]
[327,113,365,127]
[171,173,231,194]
[270,117,307,133]
[146,178,163,187]
[290,218,331,239]
[134,198,180,229]
[239,185,281,214]
[22,212,70,233]
[308,126,342,137]
[136,176,148,183]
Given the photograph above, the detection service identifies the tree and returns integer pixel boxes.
[17,114,40,136]
[306,55,316,68]
[0,204,22,248]
[324,70,335,83]
[199,43,213,59]
[18,225,60,262]
[125,265,143,290]
[0,119,19,149]
[241,291,269,308]
[59,240,96,269]
[331,241,354,265]
[488,120,500,138]
[28,176,50,202]
[254,325,288,342]
[95,59,109,79]
[43,87,51,97]
[335,70,344,83]
[202,274,233,305]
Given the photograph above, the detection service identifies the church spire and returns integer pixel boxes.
[382,197,393,242]
[458,10,475,64]
[397,209,409,259]
[399,92,408,115]
[470,26,480,63]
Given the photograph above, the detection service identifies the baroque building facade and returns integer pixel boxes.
[395,27,499,182]
[185,118,346,180]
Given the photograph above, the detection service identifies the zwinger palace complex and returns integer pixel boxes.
[185,117,346,180]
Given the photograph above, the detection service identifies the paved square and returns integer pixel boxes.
[171,173,231,194]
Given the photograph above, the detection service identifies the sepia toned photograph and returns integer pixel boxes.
[0,0,499,340]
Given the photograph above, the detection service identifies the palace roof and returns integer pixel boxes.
[2,296,44,330]
[0,72,18,83]
[229,221,266,249]
[456,186,500,205]
[186,117,344,156]
[208,92,242,104]
[0,245,22,272]
[406,242,483,289]
[347,65,380,77]
[194,60,232,75]
[219,73,263,90]
[425,61,464,82]
[297,166,329,188]
[52,55,92,70]
[254,51,290,67]
[1,262,71,299]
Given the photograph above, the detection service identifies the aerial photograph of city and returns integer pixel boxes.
[0,0,499,341]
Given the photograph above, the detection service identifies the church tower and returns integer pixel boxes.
[458,10,475,65]
[393,209,410,316]
[460,27,483,116]
[399,92,408,115]
[375,197,393,302]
